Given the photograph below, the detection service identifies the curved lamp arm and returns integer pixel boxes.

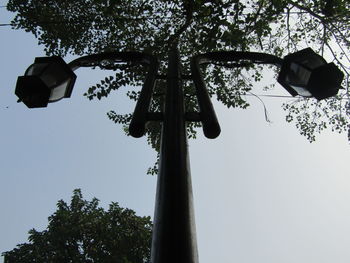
[69,52,159,138]
[190,51,283,139]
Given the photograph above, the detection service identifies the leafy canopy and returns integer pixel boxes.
[2,189,152,263]
[7,0,350,173]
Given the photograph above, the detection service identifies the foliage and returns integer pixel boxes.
[6,0,350,173]
[2,189,152,263]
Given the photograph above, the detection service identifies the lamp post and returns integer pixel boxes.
[15,47,343,263]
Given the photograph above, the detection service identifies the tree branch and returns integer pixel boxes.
[167,0,194,48]
[287,1,324,21]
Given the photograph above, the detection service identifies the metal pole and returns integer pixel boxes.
[150,48,199,263]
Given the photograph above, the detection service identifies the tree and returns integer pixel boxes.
[2,189,152,263]
[6,0,350,173]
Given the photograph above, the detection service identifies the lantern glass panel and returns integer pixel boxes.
[41,63,71,88]
[284,63,312,97]
[26,63,47,76]
[49,79,71,102]
[289,84,312,97]
[289,62,311,86]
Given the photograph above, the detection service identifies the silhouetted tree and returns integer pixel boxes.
[2,189,152,263]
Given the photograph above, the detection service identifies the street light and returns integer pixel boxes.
[15,52,159,138]
[277,48,344,100]
[191,48,344,111]
[15,56,76,108]
[15,48,343,263]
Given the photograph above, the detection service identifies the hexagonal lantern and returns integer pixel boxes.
[277,48,344,100]
[15,56,76,108]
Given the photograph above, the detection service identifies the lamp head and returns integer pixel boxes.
[277,48,344,100]
[15,56,76,108]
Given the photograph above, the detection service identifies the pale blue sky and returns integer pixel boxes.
[1,5,350,263]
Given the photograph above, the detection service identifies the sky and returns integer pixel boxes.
[1,4,350,263]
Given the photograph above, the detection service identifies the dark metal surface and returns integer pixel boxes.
[15,76,50,108]
[151,48,199,263]
[191,51,283,138]
[190,56,221,139]
[68,52,159,137]
[128,55,159,137]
